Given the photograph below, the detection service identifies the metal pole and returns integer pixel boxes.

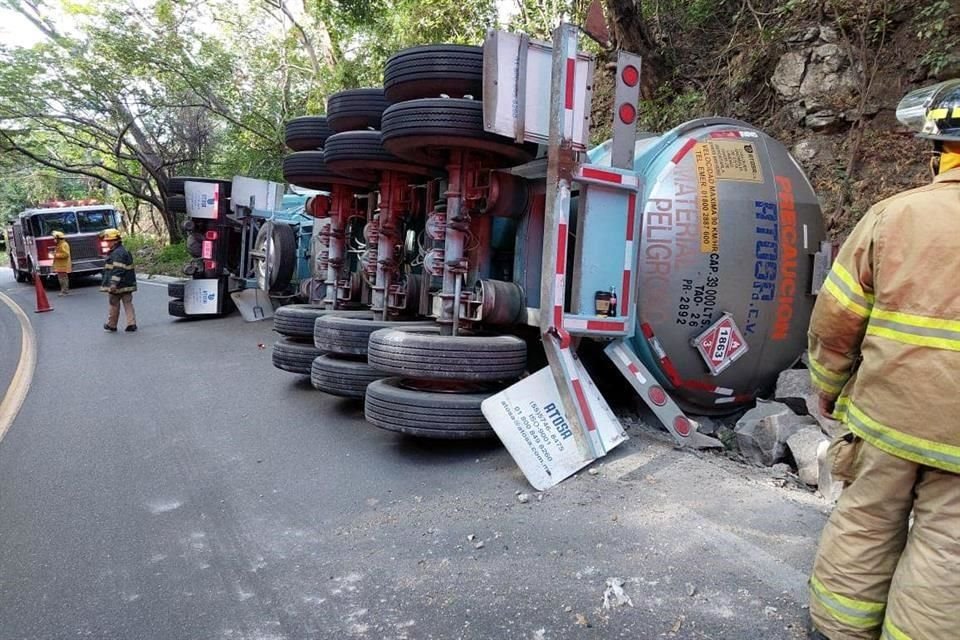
[440,150,467,335]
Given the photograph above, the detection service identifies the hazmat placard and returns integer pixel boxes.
[482,367,627,490]
[691,312,749,375]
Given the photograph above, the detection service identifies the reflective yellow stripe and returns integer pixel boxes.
[954,107,960,119]
[831,262,874,304]
[845,402,960,473]
[808,357,849,393]
[823,262,873,318]
[824,279,871,318]
[810,374,843,395]
[867,308,960,351]
[809,575,885,629]
[833,395,851,421]
[872,308,960,333]
[867,325,960,352]
[882,618,913,640]
[928,107,949,119]
[111,262,133,269]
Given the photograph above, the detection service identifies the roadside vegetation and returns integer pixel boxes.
[122,236,189,278]
[0,0,955,241]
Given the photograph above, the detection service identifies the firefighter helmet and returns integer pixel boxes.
[100,228,121,241]
[896,79,960,142]
[51,230,65,239]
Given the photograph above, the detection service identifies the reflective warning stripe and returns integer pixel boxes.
[881,618,913,640]
[823,262,874,318]
[846,402,960,473]
[809,576,885,630]
[110,261,134,269]
[808,357,849,395]
[928,107,949,119]
[867,309,960,352]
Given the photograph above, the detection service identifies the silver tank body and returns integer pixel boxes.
[590,118,825,411]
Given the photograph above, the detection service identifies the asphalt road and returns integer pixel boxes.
[0,267,830,640]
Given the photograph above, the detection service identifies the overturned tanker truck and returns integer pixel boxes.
[271,22,829,488]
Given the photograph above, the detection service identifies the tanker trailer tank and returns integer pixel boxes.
[586,118,826,414]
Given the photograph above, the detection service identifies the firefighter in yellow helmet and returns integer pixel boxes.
[807,80,960,640]
[99,228,138,332]
[50,230,71,296]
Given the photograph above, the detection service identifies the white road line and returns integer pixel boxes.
[0,290,37,443]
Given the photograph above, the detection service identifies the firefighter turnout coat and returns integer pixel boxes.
[100,243,137,294]
[808,166,960,472]
[52,239,71,273]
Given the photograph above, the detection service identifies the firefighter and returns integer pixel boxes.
[99,228,138,332]
[807,79,960,640]
[50,230,71,296]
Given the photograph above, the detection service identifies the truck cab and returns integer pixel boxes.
[6,203,119,282]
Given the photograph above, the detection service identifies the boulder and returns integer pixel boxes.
[772,51,809,99]
[817,439,844,502]
[775,368,812,401]
[818,26,838,43]
[787,428,830,485]
[798,44,859,101]
[774,368,814,416]
[805,110,842,132]
[735,401,818,466]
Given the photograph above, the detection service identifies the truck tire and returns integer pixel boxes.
[166,195,187,214]
[272,337,321,374]
[282,151,373,190]
[310,354,386,398]
[168,176,232,197]
[313,315,436,356]
[168,298,188,317]
[326,88,391,133]
[367,329,527,382]
[384,45,484,103]
[285,116,333,151]
[253,222,297,293]
[273,306,371,338]
[167,280,186,299]
[10,254,28,283]
[323,131,438,178]
[364,377,496,439]
[381,98,537,168]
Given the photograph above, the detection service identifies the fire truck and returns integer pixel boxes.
[5,202,119,282]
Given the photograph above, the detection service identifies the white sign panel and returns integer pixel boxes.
[183,279,220,315]
[482,367,627,490]
[482,29,594,149]
[184,182,222,220]
[230,176,284,213]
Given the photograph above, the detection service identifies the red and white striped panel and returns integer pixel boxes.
[577,166,640,188]
[622,191,637,312]
[562,31,577,141]
[565,317,626,333]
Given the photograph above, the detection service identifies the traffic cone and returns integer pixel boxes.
[33,272,53,313]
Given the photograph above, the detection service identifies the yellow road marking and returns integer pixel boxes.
[0,290,37,443]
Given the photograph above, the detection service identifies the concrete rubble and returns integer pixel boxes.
[734,400,818,467]
[787,428,830,486]
[723,359,848,501]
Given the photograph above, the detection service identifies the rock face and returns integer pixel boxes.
[772,51,808,99]
[770,26,861,133]
[734,401,819,466]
